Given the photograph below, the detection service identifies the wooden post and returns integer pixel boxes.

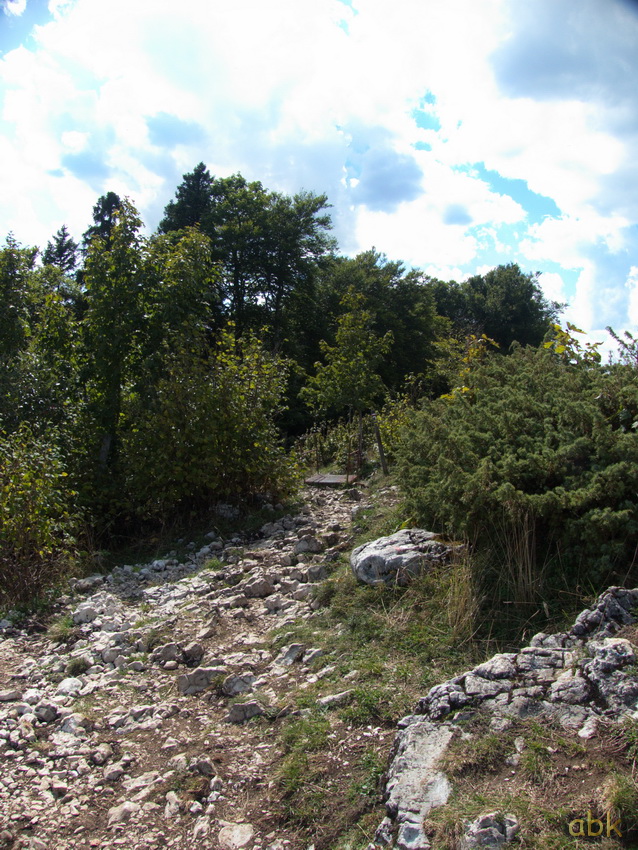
[373,412,389,476]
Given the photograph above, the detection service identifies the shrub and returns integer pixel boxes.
[0,424,79,608]
[119,328,297,521]
[398,346,638,607]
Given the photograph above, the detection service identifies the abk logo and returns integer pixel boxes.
[568,810,622,838]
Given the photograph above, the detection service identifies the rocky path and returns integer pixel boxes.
[0,487,365,850]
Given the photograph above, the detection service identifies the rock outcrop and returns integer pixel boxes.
[368,586,638,850]
[351,529,457,586]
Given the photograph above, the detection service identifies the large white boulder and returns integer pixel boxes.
[350,528,454,586]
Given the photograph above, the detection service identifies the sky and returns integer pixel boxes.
[1,0,638,350]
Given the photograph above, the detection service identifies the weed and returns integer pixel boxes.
[73,694,100,721]
[519,739,552,783]
[281,714,331,753]
[348,748,384,802]
[441,730,512,777]
[168,773,210,802]
[202,557,224,572]
[340,686,407,727]
[66,655,91,676]
[599,773,638,833]
[144,626,172,651]
[47,613,76,644]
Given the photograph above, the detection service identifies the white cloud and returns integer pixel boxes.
[563,262,596,333]
[355,197,480,270]
[538,271,567,306]
[626,266,638,327]
[47,0,74,18]
[520,210,630,269]
[4,0,27,16]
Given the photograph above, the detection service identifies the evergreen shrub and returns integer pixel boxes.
[398,347,638,605]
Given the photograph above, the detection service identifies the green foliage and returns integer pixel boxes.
[81,197,145,471]
[0,234,38,359]
[42,224,78,274]
[438,333,500,401]
[159,165,335,341]
[81,191,123,249]
[607,325,638,368]
[0,424,80,608]
[7,282,81,431]
[302,288,393,417]
[47,613,76,644]
[315,251,443,392]
[432,263,562,350]
[66,655,92,676]
[295,394,413,474]
[158,162,214,232]
[543,321,602,364]
[119,327,296,519]
[281,713,331,753]
[142,226,222,349]
[601,773,638,832]
[398,345,638,609]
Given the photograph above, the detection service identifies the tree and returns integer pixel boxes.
[157,168,335,341]
[119,328,294,518]
[140,227,223,367]
[314,250,442,392]
[432,263,562,350]
[82,191,123,251]
[0,234,37,360]
[0,423,80,607]
[158,162,214,233]
[42,225,78,274]
[81,198,144,470]
[206,173,269,336]
[301,288,392,418]
[259,190,335,346]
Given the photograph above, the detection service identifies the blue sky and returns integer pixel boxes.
[1,0,638,349]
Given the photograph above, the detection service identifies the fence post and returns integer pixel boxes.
[372,412,389,476]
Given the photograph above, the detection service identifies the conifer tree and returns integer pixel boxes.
[42,225,78,273]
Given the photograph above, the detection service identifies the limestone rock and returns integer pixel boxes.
[274,643,306,666]
[73,574,105,593]
[243,576,275,598]
[549,670,591,704]
[55,677,83,696]
[222,672,257,696]
[176,666,226,695]
[0,690,21,702]
[459,812,519,848]
[151,642,184,665]
[91,743,113,765]
[34,701,59,723]
[294,535,324,555]
[473,654,517,680]
[384,719,454,850]
[218,821,255,849]
[182,641,205,666]
[224,700,265,724]
[317,690,353,708]
[351,529,454,586]
[107,800,140,826]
